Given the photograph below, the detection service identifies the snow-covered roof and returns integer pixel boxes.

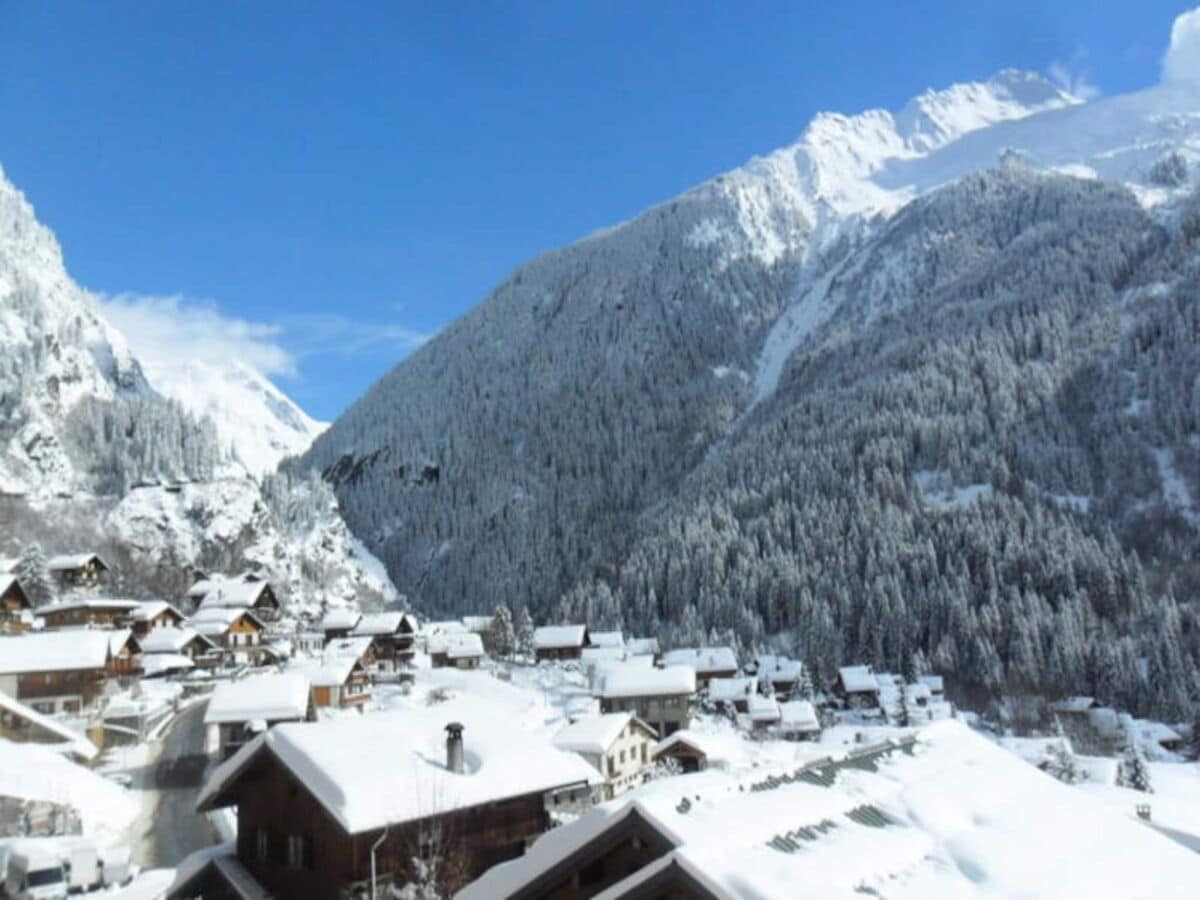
[189,606,265,635]
[778,700,819,731]
[141,653,196,677]
[904,682,933,703]
[661,646,737,675]
[653,729,714,758]
[46,553,106,572]
[0,557,18,573]
[0,629,111,673]
[0,692,98,760]
[323,636,374,662]
[534,624,588,649]
[553,713,639,756]
[708,676,754,703]
[597,664,695,699]
[423,619,467,636]
[349,611,406,636]
[198,697,601,834]
[838,665,879,693]
[626,637,660,656]
[129,600,184,623]
[38,597,140,615]
[590,630,625,648]
[205,673,312,725]
[136,626,213,654]
[1051,696,1098,713]
[757,655,803,682]
[428,631,484,658]
[748,693,782,723]
[581,646,626,664]
[918,674,945,693]
[461,615,493,633]
[465,719,1200,899]
[319,606,362,632]
[0,574,29,603]
[108,628,135,655]
[198,579,274,611]
[1130,719,1183,745]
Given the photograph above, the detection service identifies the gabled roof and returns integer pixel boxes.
[197,698,601,835]
[323,636,374,663]
[319,606,362,632]
[109,628,137,656]
[708,676,755,703]
[38,597,140,616]
[428,631,484,658]
[661,646,738,674]
[747,694,781,723]
[0,575,31,608]
[626,637,660,656]
[0,629,112,674]
[142,654,196,677]
[137,626,216,654]
[553,713,653,756]
[589,630,625,648]
[0,557,18,574]
[597,664,695,699]
[47,553,107,572]
[205,673,312,725]
[0,691,98,760]
[534,624,589,650]
[652,729,713,759]
[349,611,406,636]
[129,600,185,623]
[838,665,879,693]
[198,579,276,611]
[778,700,819,731]
[189,606,265,636]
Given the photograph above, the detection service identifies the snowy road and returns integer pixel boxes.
[130,701,218,869]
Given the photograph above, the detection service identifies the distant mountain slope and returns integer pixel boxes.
[300,68,1200,715]
[0,165,393,614]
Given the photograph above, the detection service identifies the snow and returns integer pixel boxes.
[0,629,113,673]
[189,606,263,636]
[589,630,625,649]
[0,692,98,760]
[427,631,484,659]
[318,606,362,632]
[349,611,409,636]
[136,626,209,654]
[1154,446,1199,525]
[838,665,879,694]
[205,673,311,725]
[0,738,137,843]
[140,653,195,677]
[626,637,660,657]
[707,677,754,705]
[198,696,601,835]
[748,694,781,724]
[596,665,696,699]
[46,552,105,571]
[38,597,139,616]
[660,646,737,675]
[778,700,820,732]
[197,579,272,611]
[128,600,181,623]
[553,713,634,755]
[463,720,1200,899]
[533,624,588,649]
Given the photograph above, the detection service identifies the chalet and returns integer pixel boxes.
[38,598,140,629]
[108,629,141,677]
[580,645,626,679]
[661,646,738,688]
[318,606,362,641]
[204,672,314,760]
[776,700,821,740]
[290,645,374,709]
[756,655,806,697]
[196,577,282,622]
[0,691,99,761]
[596,665,696,737]
[589,630,625,650]
[46,553,109,589]
[428,631,485,669]
[137,626,220,665]
[0,575,33,633]
[173,701,600,899]
[652,730,711,773]
[837,665,882,709]
[553,713,658,799]
[0,630,113,713]
[747,694,782,732]
[462,614,493,635]
[348,611,418,670]
[707,676,755,713]
[534,624,591,662]
[189,607,269,665]
[128,600,186,635]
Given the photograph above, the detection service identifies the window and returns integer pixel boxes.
[641,744,648,763]
[619,749,626,764]
[286,834,312,870]
[255,828,270,863]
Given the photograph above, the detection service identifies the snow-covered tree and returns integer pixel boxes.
[1045,742,1086,785]
[514,606,536,661]
[16,544,53,607]
[1119,744,1154,794]
[487,604,516,660]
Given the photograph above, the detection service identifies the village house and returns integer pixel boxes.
[596,665,696,737]
[625,636,661,662]
[108,629,141,678]
[428,631,485,669]
[290,643,374,709]
[0,691,99,761]
[707,676,755,714]
[348,611,418,671]
[204,672,314,760]
[38,597,140,629]
[195,576,282,622]
[652,730,711,773]
[589,630,624,650]
[137,626,220,666]
[776,700,821,741]
[461,614,493,635]
[0,630,113,713]
[552,713,658,799]
[172,701,600,899]
[837,664,882,709]
[755,655,807,698]
[128,600,186,636]
[748,694,782,732]
[189,606,269,665]
[0,574,33,633]
[318,606,362,641]
[46,553,110,590]
[534,624,591,662]
[661,646,738,688]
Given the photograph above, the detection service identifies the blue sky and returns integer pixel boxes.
[0,1,1192,419]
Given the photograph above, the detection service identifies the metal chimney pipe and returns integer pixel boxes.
[445,722,464,774]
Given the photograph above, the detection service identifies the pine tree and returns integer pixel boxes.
[1045,742,1086,785]
[897,685,912,728]
[488,604,516,660]
[792,662,816,702]
[1119,744,1154,794]
[514,606,536,661]
[16,544,53,607]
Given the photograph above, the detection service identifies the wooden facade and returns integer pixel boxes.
[41,601,138,629]
[49,555,109,589]
[12,667,106,713]
[0,578,32,633]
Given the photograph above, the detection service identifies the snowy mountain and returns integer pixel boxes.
[0,165,395,614]
[301,60,1200,717]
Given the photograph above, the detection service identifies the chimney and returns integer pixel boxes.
[445,722,464,774]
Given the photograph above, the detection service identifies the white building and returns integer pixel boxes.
[552,712,658,798]
[204,672,314,759]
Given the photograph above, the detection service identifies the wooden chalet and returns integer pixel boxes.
[595,665,696,737]
[318,606,362,641]
[348,611,418,670]
[46,553,110,589]
[38,598,140,629]
[189,573,282,621]
[137,626,220,665]
[652,730,711,773]
[204,672,314,760]
[837,665,882,709]
[0,630,113,714]
[552,713,657,799]
[108,629,142,677]
[128,600,187,636]
[660,646,738,689]
[291,639,374,709]
[189,607,269,665]
[172,703,599,899]
[534,624,591,662]
[0,575,33,633]
[429,631,485,669]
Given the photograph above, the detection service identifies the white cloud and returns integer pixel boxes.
[1163,6,1200,82]
[279,313,431,360]
[99,293,297,377]
[1048,51,1100,102]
